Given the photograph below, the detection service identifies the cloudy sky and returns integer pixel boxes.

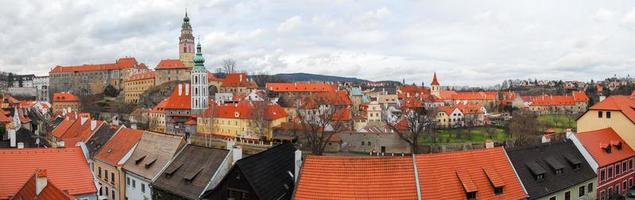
[1,0,635,86]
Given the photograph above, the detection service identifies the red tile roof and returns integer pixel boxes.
[0,147,96,199]
[402,97,424,110]
[163,84,192,110]
[588,95,635,123]
[450,91,498,101]
[526,91,588,106]
[50,57,139,73]
[155,59,188,70]
[576,128,635,166]
[126,71,155,82]
[0,110,10,123]
[221,73,257,88]
[1,94,21,104]
[397,85,431,99]
[207,71,223,82]
[52,92,79,102]
[456,103,484,114]
[12,170,74,200]
[94,128,143,166]
[437,105,459,114]
[332,107,352,121]
[214,100,288,120]
[417,147,527,200]
[266,82,336,93]
[295,156,418,200]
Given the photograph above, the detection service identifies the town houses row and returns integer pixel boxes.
[1,91,635,199]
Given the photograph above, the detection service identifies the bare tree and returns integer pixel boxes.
[296,98,348,155]
[385,107,437,154]
[222,58,237,73]
[509,110,544,146]
[248,95,271,140]
[251,72,289,88]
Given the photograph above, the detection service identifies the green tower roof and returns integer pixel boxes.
[193,40,205,71]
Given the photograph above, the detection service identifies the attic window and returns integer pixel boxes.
[144,157,158,168]
[466,192,477,200]
[107,148,112,153]
[526,161,546,181]
[456,170,477,200]
[602,143,613,153]
[612,141,622,150]
[545,157,565,175]
[184,168,203,182]
[165,163,183,177]
[564,153,582,170]
[135,155,146,165]
[483,167,505,195]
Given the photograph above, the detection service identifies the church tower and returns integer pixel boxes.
[179,11,195,68]
[431,72,440,98]
[191,39,208,114]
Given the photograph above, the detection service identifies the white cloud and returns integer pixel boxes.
[277,16,303,32]
[622,7,635,27]
[592,8,614,22]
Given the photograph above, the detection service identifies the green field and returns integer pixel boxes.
[419,127,510,144]
[538,114,577,133]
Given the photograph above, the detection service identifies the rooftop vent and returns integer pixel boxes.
[611,140,623,150]
[601,143,612,153]
[544,157,564,175]
[564,153,582,170]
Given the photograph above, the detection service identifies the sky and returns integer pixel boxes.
[1,0,635,86]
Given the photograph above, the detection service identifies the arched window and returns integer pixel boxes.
[195,76,198,84]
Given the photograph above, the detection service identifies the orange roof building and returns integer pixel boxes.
[12,169,74,200]
[0,147,97,199]
[49,57,140,73]
[220,73,257,95]
[155,59,188,70]
[266,82,336,93]
[94,128,144,166]
[417,147,527,200]
[154,59,192,85]
[294,156,418,200]
[93,128,143,200]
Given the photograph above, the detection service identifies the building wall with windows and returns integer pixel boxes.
[155,69,191,86]
[597,157,635,200]
[539,179,597,200]
[578,110,635,147]
[123,72,155,104]
[94,159,123,200]
[125,172,152,200]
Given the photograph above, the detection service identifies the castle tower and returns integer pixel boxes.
[179,11,195,68]
[191,39,208,114]
[431,72,440,97]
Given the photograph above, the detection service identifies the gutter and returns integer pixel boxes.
[412,153,422,200]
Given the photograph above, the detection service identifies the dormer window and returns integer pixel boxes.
[466,191,477,200]
[494,187,504,195]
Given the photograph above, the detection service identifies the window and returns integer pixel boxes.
[105,170,109,181]
[607,111,611,118]
[494,186,503,195]
[630,159,633,170]
[127,177,130,185]
[112,190,115,199]
[600,190,605,200]
[601,169,606,181]
[466,191,476,200]
[111,173,115,184]
[549,196,556,200]
[141,183,145,193]
[98,167,102,178]
[624,181,628,193]
[588,182,593,193]
[624,161,628,173]
[609,167,613,179]
[564,191,570,200]
[133,179,136,188]
[598,111,603,118]
[579,186,585,197]
[631,178,634,187]
[616,164,621,176]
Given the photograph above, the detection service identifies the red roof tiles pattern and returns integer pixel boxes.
[155,59,188,69]
[417,147,527,200]
[295,156,418,200]
[589,95,635,123]
[0,147,96,199]
[221,73,257,88]
[52,92,79,103]
[126,71,155,82]
[50,57,139,73]
[266,82,336,93]
[94,128,143,166]
[576,128,635,166]
[12,170,74,200]
[163,84,192,110]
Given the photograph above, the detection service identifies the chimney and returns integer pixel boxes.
[91,120,97,131]
[485,140,494,148]
[240,74,243,82]
[185,83,190,96]
[17,142,24,149]
[58,141,65,148]
[80,115,88,125]
[178,84,183,96]
[294,149,302,183]
[232,145,243,165]
[35,169,48,196]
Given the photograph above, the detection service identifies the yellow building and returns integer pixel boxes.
[577,95,635,147]
[52,92,80,113]
[147,99,167,133]
[154,59,191,86]
[197,100,288,140]
[93,128,143,200]
[124,71,155,104]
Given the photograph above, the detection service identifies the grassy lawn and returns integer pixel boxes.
[420,127,511,144]
[538,114,577,133]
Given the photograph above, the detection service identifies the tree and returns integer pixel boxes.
[104,84,119,97]
[296,98,347,155]
[222,58,237,73]
[251,72,289,88]
[248,96,271,140]
[385,107,437,154]
[509,110,544,146]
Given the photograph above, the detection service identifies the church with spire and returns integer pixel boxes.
[179,10,196,68]
[191,39,209,114]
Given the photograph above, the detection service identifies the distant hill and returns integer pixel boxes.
[272,73,370,83]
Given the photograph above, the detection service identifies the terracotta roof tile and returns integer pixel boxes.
[126,71,155,81]
[163,84,192,110]
[12,170,74,200]
[576,128,635,166]
[0,147,96,199]
[94,128,143,166]
[417,148,527,200]
[155,59,188,70]
[221,73,257,88]
[588,95,635,123]
[50,57,139,73]
[295,156,418,200]
[52,92,79,102]
[266,82,336,93]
